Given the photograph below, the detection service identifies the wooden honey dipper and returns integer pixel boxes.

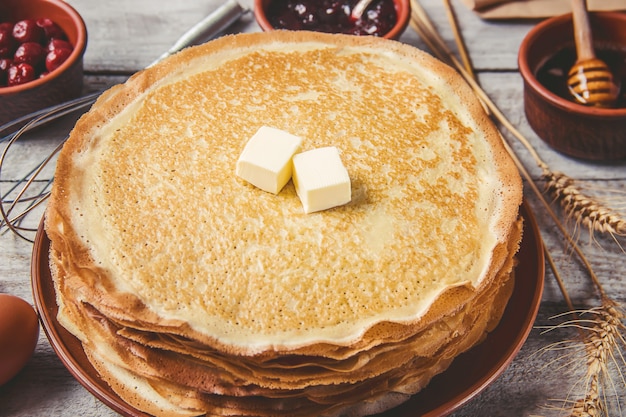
[567,0,619,108]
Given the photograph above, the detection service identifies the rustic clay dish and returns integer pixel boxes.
[0,0,87,126]
[253,0,410,40]
[518,12,626,161]
[31,201,543,417]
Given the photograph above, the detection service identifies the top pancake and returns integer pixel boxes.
[46,31,522,355]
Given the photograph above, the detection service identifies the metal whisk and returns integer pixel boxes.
[0,0,248,242]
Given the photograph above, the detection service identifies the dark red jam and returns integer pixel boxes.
[266,0,398,37]
[535,43,626,108]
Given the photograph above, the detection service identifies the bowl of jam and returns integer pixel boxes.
[518,11,626,161]
[253,0,410,40]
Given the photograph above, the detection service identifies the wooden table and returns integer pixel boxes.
[1,1,624,416]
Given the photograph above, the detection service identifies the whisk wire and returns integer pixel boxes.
[0,92,98,141]
[0,112,68,241]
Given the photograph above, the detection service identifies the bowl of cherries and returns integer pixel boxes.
[0,0,87,126]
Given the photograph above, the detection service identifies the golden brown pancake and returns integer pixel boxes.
[46,31,523,416]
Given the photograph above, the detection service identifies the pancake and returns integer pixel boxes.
[45,31,523,416]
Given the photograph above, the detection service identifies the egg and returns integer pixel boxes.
[0,293,39,386]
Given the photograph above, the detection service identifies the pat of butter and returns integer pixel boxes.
[292,146,351,213]
[236,126,303,194]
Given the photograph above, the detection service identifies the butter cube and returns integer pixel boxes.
[292,147,351,214]
[236,126,302,194]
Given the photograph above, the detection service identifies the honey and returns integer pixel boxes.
[535,43,626,108]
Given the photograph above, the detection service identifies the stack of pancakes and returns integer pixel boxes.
[45,31,523,416]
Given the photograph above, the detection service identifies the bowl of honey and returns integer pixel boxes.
[518,11,626,161]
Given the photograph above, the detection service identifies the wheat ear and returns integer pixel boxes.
[568,376,603,417]
[536,300,625,416]
[541,164,626,240]
[568,300,626,417]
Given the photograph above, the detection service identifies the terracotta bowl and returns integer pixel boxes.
[0,0,87,126]
[253,0,410,41]
[518,12,626,161]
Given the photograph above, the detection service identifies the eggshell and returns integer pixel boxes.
[0,293,40,386]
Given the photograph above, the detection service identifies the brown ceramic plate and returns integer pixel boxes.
[31,202,544,417]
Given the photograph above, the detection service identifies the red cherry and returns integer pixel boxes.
[36,18,67,41]
[0,58,12,86]
[14,42,47,69]
[12,20,44,44]
[0,29,16,59]
[45,47,72,72]
[8,63,36,86]
[47,38,73,52]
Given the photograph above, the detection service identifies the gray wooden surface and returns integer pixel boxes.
[1,0,624,416]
